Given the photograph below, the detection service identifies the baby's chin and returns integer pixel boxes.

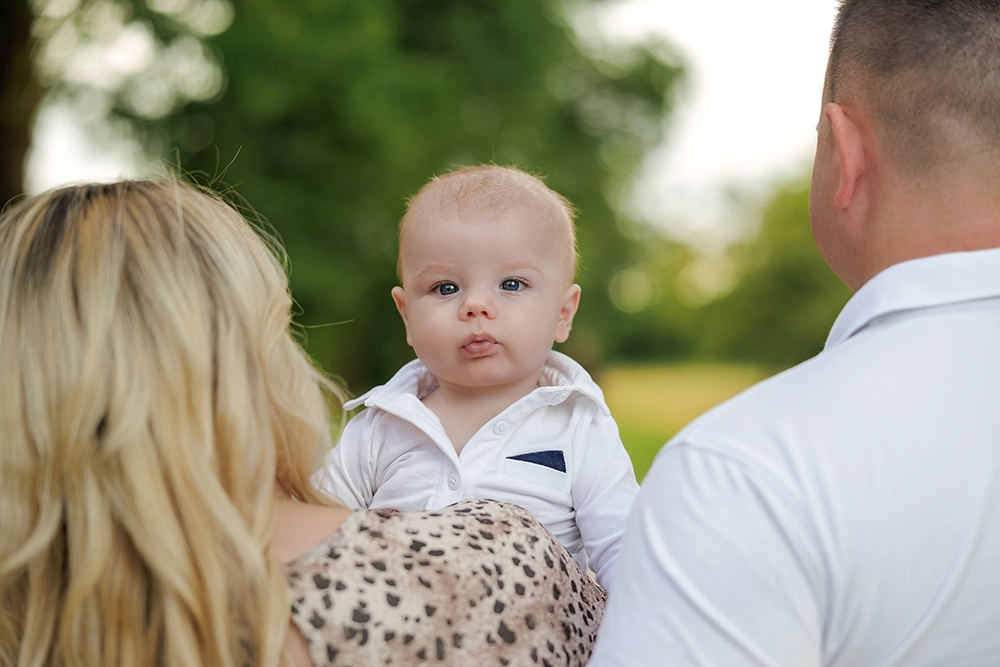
[434,368,545,395]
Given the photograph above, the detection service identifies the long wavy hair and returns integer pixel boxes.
[0,179,342,666]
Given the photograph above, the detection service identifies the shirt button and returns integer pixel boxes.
[447,473,460,490]
[492,420,508,435]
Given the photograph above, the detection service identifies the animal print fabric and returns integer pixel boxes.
[284,499,607,666]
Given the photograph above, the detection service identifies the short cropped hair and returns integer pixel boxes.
[827,0,1000,171]
[398,165,579,283]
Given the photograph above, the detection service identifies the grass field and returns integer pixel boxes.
[599,362,773,481]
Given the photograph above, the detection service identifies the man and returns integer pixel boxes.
[590,1,1000,665]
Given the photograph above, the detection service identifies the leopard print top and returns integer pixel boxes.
[284,499,607,667]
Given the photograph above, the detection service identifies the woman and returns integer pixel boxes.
[0,180,606,666]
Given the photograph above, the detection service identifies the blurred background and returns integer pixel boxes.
[3,0,850,479]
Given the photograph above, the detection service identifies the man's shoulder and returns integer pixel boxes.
[676,354,830,441]
[681,309,934,441]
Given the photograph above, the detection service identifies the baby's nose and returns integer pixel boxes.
[460,291,496,319]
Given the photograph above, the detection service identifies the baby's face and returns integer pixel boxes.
[392,207,580,395]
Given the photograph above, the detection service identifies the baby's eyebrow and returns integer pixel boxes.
[413,263,455,276]
[497,261,542,274]
[411,262,543,279]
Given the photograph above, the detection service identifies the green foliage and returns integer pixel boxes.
[32,0,231,122]
[138,0,686,392]
[600,229,701,365]
[694,178,853,368]
[25,0,854,390]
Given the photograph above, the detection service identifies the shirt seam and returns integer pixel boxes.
[659,438,828,617]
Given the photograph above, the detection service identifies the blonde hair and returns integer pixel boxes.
[0,180,342,666]
[398,165,579,282]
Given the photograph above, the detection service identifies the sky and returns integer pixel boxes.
[593,0,840,248]
[25,0,840,247]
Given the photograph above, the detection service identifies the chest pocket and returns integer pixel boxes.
[502,450,568,491]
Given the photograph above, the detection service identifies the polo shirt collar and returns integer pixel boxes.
[343,350,609,414]
[537,351,610,415]
[343,358,433,411]
[825,247,1000,350]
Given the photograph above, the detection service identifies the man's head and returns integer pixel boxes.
[828,0,1000,171]
[810,0,1000,289]
[391,165,581,393]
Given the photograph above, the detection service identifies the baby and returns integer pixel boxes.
[317,165,639,588]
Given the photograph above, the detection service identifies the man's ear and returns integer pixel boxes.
[826,102,867,209]
[554,284,582,344]
[391,286,413,347]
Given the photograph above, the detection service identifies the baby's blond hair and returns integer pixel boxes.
[398,165,579,283]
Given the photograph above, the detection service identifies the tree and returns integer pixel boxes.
[7,0,232,206]
[14,0,682,392]
[157,0,684,391]
[694,177,853,369]
[1,1,43,206]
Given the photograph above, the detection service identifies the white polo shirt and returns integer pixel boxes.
[315,350,640,589]
[591,248,1000,666]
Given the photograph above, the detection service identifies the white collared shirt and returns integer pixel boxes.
[315,350,640,589]
[591,248,1000,666]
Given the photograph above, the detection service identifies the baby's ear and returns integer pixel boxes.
[554,284,582,344]
[391,287,413,346]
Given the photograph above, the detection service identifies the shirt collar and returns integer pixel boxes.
[825,247,1000,350]
[344,350,608,414]
[536,350,609,414]
[343,358,433,410]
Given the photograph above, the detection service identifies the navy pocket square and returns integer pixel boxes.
[506,450,566,473]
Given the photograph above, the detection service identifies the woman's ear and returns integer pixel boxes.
[391,286,413,346]
[554,284,582,344]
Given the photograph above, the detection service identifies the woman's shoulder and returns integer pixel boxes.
[351,499,580,563]
[273,499,355,564]
[284,499,561,567]
[284,499,607,666]
[366,498,550,532]
[280,498,586,576]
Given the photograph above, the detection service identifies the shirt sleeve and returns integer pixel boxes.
[570,405,641,590]
[588,442,824,667]
[313,409,377,509]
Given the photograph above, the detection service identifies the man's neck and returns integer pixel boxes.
[858,156,1000,289]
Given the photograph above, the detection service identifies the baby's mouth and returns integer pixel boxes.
[462,334,498,357]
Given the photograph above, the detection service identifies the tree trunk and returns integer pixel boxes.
[0,0,44,206]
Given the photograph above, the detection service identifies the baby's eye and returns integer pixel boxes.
[500,279,524,292]
[433,282,458,296]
